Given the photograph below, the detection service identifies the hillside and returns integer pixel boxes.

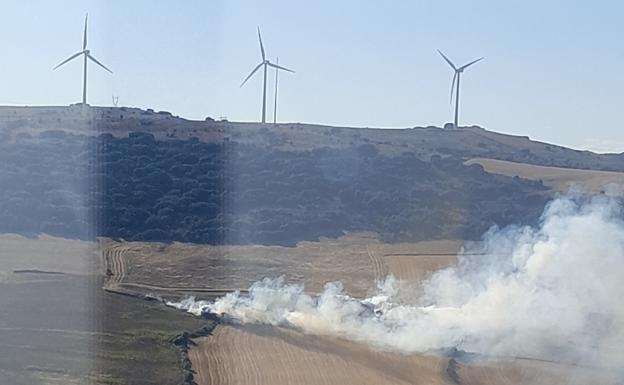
[1,105,622,170]
[0,105,620,246]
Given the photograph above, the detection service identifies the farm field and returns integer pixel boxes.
[127,234,618,385]
[0,233,465,385]
[6,233,620,385]
[452,356,620,385]
[189,324,450,385]
[101,234,464,298]
[0,233,97,276]
[189,325,621,385]
[0,235,209,385]
[466,157,624,193]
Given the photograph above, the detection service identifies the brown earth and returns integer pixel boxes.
[189,325,450,385]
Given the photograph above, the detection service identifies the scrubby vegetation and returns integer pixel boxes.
[0,129,547,245]
[0,130,92,238]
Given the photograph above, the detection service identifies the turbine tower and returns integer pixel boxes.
[241,27,294,124]
[437,50,483,129]
[53,13,112,105]
[273,57,279,124]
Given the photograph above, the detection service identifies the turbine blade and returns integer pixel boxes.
[87,54,113,73]
[83,13,88,50]
[53,51,84,70]
[257,27,265,61]
[267,62,295,73]
[240,62,264,87]
[459,57,484,71]
[437,49,456,70]
[450,71,457,105]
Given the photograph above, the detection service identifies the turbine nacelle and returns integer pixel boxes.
[437,49,484,74]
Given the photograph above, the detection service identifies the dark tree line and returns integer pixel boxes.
[0,130,548,245]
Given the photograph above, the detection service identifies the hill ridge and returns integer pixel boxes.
[0,105,622,173]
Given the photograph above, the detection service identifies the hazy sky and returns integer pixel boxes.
[1,1,623,152]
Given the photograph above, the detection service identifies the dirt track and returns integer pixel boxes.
[104,245,127,286]
[366,244,389,283]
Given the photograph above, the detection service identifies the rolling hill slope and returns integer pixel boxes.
[0,105,621,245]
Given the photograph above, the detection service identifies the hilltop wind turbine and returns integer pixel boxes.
[437,50,483,129]
[241,27,294,124]
[53,13,112,105]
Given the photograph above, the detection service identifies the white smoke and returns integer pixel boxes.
[168,196,624,367]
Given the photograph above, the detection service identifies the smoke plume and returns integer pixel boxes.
[168,196,624,367]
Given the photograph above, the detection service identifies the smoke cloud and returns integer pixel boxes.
[168,196,624,367]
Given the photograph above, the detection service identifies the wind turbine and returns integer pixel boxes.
[437,50,483,129]
[241,27,294,124]
[53,13,112,105]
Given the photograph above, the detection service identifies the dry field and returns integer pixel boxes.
[189,325,621,385]
[131,235,620,385]
[0,233,465,384]
[452,357,621,385]
[375,240,461,283]
[0,234,209,385]
[0,235,98,385]
[189,325,450,385]
[11,234,618,385]
[0,233,98,276]
[101,233,463,298]
[466,157,624,193]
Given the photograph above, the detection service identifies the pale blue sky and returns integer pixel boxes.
[1,1,623,152]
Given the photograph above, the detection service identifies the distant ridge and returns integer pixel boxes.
[0,105,621,172]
